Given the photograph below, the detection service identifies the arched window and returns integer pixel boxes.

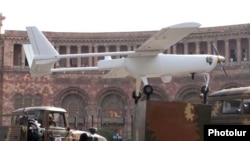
[102,94,124,118]
[61,94,85,129]
[24,94,32,107]
[175,85,201,103]
[97,87,128,136]
[34,94,42,106]
[14,93,22,109]
[13,93,43,108]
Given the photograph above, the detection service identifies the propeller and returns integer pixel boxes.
[211,42,228,77]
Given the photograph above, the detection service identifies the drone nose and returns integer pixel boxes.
[217,55,225,63]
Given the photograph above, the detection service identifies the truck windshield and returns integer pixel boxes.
[219,98,250,115]
[48,112,66,128]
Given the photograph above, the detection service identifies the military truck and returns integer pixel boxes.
[0,106,107,141]
[132,86,250,141]
[208,86,250,125]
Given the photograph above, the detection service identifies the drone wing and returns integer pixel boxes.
[128,22,201,57]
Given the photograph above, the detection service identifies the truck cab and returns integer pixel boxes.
[208,86,250,125]
[0,106,107,141]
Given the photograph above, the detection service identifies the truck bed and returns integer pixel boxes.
[0,125,27,141]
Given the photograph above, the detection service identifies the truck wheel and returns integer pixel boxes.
[79,133,88,141]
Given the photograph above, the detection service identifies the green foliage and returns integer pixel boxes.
[96,128,116,141]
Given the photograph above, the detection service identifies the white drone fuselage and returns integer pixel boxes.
[98,53,219,80]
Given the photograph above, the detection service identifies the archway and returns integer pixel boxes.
[175,85,202,103]
[55,87,88,129]
[97,87,128,138]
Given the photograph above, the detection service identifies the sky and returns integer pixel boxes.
[0,0,250,33]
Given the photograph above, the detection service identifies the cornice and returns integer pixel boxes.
[2,23,250,43]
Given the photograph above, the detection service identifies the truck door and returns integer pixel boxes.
[46,112,69,140]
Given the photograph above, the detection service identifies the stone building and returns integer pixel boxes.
[0,22,250,139]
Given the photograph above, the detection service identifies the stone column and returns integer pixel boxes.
[184,42,188,54]
[21,45,26,69]
[172,44,177,54]
[66,45,70,67]
[207,41,212,54]
[195,42,200,54]
[77,46,81,67]
[3,41,12,69]
[116,44,120,58]
[236,38,241,63]
[94,45,98,66]
[88,45,92,66]
[105,45,109,52]
[224,40,230,63]
[127,45,132,51]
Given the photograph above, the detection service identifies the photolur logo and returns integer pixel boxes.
[204,125,250,141]
[208,129,247,136]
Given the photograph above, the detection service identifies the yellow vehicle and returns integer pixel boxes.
[208,86,250,125]
[0,106,107,141]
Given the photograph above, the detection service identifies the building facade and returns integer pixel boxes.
[1,23,250,139]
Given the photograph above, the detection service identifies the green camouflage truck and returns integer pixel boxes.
[208,86,250,125]
[0,106,107,141]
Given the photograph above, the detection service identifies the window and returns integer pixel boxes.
[242,49,247,61]
[14,94,22,109]
[13,44,22,66]
[81,46,89,66]
[70,46,77,67]
[101,94,124,124]
[243,99,250,114]
[14,115,28,126]
[24,94,32,107]
[230,49,236,62]
[222,99,241,114]
[49,112,66,128]
[34,94,42,106]
[13,93,43,108]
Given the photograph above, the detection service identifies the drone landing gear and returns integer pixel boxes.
[201,73,210,104]
[143,85,153,100]
[132,91,141,104]
[201,86,209,104]
[132,85,154,104]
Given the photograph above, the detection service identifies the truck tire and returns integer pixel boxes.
[79,133,88,141]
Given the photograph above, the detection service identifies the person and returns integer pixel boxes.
[27,119,43,141]
[244,103,250,114]
[48,114,55,127]
[19,115,28,125]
